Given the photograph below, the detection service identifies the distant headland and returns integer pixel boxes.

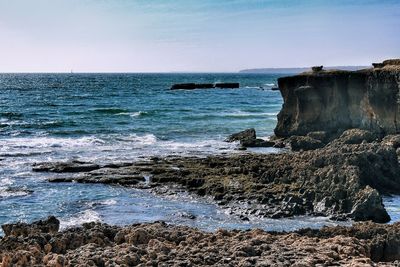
[239,66,368,74]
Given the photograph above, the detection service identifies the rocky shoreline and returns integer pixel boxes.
[1,216,400,266]
[30,128,400,224]
[3,60,400,266]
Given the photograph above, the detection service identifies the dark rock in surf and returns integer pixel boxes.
[226,128,275,148]
[32,160,100,173]
[170,83,196,90]
[225,128,256,143]
[214,83,240,89]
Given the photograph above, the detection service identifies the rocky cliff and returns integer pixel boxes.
[274,60,400,137]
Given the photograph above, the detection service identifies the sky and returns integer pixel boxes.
[0,0,399,72]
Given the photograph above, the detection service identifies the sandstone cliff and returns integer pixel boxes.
[274,60,400,137]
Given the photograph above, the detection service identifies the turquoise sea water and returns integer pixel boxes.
[0,73,396,234]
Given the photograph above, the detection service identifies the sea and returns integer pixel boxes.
[0,73,399,235]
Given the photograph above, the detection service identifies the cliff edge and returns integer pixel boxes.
[275,59,400,137]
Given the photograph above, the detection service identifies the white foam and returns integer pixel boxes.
[116,111,147,117]
[59,210,101,230]
[0,136,104,150]
[0,189,30,198]
[114,133,157,145]
[0,178,13,187]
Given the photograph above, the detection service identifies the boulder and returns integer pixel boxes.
[350,186,390,223]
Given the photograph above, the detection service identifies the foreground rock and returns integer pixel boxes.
[39,132,400,223]
[275,59,400,138]
[1,217,400,266]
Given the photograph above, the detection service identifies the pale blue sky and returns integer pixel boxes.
[0,0,399,72]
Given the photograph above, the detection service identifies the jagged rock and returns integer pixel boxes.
[2,216,59,237]
[306,131,328,142]
[382,134,400,149]
[275,61,400,137]
[334,128,378,144]
[2,219,400,266]
[287,135,324,151]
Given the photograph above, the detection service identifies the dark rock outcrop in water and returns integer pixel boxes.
[274,59,400,137]
[39,132,400,223]
[171,82,239,90]
[225,128,275,148]
[2,217,400,266]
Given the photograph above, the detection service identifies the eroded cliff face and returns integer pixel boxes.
[275,61,400,137]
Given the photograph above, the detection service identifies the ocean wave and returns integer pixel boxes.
[89,199,118,207]
[264,83,276,87]
[0,136,105,151]
[114,133,157,145]
[59,210,101,230]
[116,111,148,118]
[0,183,33,198]
[0,112,23,120]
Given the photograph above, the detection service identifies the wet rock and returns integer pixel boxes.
[240,138,275,148]
[33,160,100,173]
[33,134,400,223]
[225,128,256,143]
[226,128,275,148]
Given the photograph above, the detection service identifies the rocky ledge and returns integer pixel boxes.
[275,59,400,138]
[1,216,400,266]
[34,129,400,223]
